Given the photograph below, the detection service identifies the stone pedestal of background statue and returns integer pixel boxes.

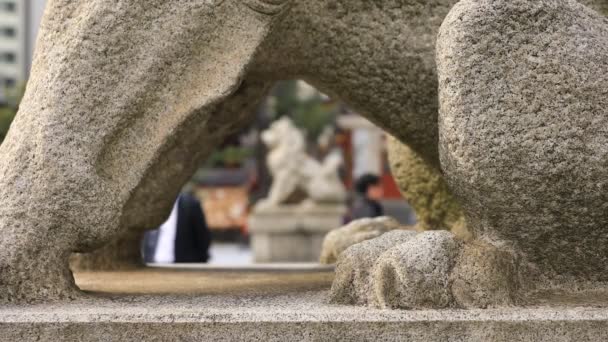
[249,205,346,262]
[248,117,347,263]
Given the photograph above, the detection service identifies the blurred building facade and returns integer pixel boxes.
[0,0,46,102]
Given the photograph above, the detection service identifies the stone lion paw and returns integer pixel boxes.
[330,230,462,309]
[372,231,461,309]
[329,230,417,305]
[320,216,404,265]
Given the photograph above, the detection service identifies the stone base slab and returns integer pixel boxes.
[1,269,608,341]
[2,294,608,341]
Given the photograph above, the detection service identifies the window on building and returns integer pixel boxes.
[0,27,16,38]
[0,2,16,12]
[2,78,16,88]
[0,52,16,63]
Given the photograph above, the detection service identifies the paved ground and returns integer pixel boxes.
[207,243,253,265]
[75,268,333,296]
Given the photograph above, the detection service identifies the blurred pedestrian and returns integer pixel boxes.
[143,193,212,263]
[349,174,384,220]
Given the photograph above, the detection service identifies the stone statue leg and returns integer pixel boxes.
[329,137,477,307]
[334,0,608,310]
[330,228,522,309]
[386,136,468,238]
[0,78,271,303]
[438,0,608,290]
[0,78,271,302]
[69,229,146,271]
[0,0,279,303]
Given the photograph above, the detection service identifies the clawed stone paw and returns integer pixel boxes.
[319,216,404,265]
[372,231,460,309]
[329,230,417,305]
[330,230,461,309]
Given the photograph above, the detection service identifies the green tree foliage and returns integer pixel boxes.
[0,84,25,145]
[0,108,16,144]
[270,80,338,143]
[204,146,254,168]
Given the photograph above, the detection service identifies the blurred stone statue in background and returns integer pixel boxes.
[249,117,347,262]
[255,117,346,211]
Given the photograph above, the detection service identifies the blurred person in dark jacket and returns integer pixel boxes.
[143,193,212,263]
[349,174,384,220]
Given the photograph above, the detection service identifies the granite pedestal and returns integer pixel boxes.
[1,268,608,341]
[248,205,346,262]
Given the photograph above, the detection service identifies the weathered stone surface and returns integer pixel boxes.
[329,230,416,305]
[70,230,145,271]
[2,0,467,302]
[580,0,608,15]
[319,216,403,265]
[450,241,521,309]
[373,231,460,309]
[254,0,459,167]
[331,230,525,309]
[387,135,468,237]
[331,230,464,309]
[2,0,608,306]
[0,0,277,303]
[76,0,608,274]
[2,269,608,341]
[437,0,608,295]
[4,282,608,342]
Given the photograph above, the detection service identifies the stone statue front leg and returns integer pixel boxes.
[0,78,271,303]
[331,229,521,309]
[386,136,468,237]
[333,0,608,310]
[70,229,146,271]
[70,79,271,272]
[0,0,282,303]
[437,0,608,301]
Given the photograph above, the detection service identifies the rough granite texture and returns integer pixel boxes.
[319,216,403,265]
[70,230,145,271]
[0,0,276,302]
[580,0,608,15]
[2,268,608,341]
[437,0,608,301]
[450,241,522,309]
[0,0,467,298]
[373,231,460,309]
[331,230,462,309]
[329,230,416,305]
[331,0,608,310]
[3,294,608,342]
[1,0,608,307]
[386,135,468,237]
